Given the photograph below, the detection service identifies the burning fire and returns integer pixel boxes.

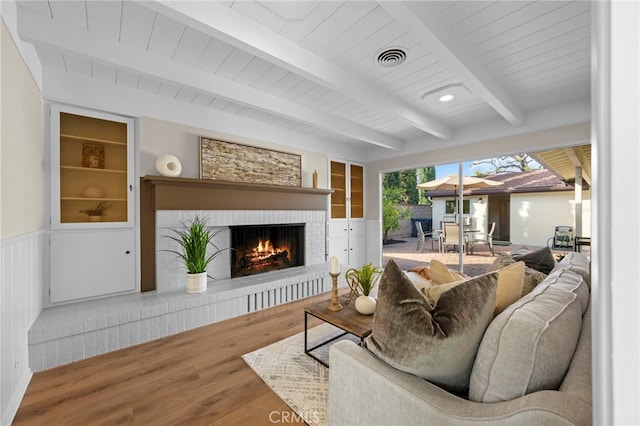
[253,240,288,260]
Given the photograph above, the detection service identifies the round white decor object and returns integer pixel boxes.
[355,295,377,315]
[155,154,183,177]
[81,184,103,198]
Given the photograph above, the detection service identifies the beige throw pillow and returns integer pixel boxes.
[365,260,498,394]
[494,261,525,316]
[424,259,524,316]
[430,259,465,285]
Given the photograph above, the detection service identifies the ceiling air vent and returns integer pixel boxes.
[376,48,407,68]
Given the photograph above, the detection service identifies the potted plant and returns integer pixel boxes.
[345,263,382,315]
[165,216,226,293]
[79,201,112,222]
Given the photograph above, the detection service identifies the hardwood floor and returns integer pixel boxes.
[14,292,331,425]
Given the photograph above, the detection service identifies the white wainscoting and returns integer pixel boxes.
[0,230,45,425]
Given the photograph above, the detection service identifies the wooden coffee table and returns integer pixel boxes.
[304,296,373,367]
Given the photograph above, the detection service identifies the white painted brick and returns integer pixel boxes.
[119,324,131,348]
[96,329,108,355]
[43,341,58,369]
[108,327,120,351]
[149,317,160,340]
[168,312,178,335]
[29,343,44,372]
[140,319,151,342]
[176,310,186,333]
[130,322,140,345]
[58,337,73,366]
[84,331,98,357]
[72,335,84,362]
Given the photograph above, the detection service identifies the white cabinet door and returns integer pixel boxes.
[50,229,136,303]
[328,220,365,268]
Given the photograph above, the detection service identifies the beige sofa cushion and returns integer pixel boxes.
[365,260,498,394]
[468,269,589,402]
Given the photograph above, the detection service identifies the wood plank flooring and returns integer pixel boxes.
[14,292,332,425]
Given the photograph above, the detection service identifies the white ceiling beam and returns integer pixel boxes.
[17,9,403,150]
[564,146,592,185]
[381,1,524,127]
[144,1,453,140]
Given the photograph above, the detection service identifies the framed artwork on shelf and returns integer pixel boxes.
[199,137,301,187]
[82,143,105,169]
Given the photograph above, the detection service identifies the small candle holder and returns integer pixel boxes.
[327,272,343,311]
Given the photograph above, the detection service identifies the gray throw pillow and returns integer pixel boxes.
[512,246,556,274]
[364,260,498,394]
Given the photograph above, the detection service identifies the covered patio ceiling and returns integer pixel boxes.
[530,144,591,185]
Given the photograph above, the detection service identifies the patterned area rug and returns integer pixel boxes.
[242,323,358,426]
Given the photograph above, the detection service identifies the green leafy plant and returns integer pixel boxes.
[79,201,112,216]
[345,263,382,296]
[382,187,411,243]
[165,216,226,274]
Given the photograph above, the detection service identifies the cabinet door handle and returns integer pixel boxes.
[125,250,131,254]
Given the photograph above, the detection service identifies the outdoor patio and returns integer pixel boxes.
[382,237,589,277]
[382,237,512,277]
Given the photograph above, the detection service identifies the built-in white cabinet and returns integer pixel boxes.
[328,160,365,268]
[49,105,136,303]
[50,229,136,303]
[328,220,365,269]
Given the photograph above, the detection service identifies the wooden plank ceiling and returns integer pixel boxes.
[15,0,591,152]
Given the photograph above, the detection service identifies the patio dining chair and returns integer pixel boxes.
[416,221,439,252]
[440,222,467,254]
[467,222,496,256]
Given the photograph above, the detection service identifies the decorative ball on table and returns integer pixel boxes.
[155,154,183,177]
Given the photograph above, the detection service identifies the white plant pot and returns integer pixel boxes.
[185,272,207,293]
[355,295,377,315]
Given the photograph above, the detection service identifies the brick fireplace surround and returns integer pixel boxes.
[29,177,334,372]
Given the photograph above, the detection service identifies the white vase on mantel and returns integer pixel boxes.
[355,295,376,315]
[185,272,207,293]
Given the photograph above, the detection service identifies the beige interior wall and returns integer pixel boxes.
[1,22,44,239]
[138,116,328,189]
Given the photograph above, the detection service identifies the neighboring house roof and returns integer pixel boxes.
[425,169,584,197]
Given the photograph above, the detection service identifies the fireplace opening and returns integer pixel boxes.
[230,223,305,278]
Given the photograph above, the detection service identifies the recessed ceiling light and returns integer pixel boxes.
[376,47,407,68]
[421,83,471,104]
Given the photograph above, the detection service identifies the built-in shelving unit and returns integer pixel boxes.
[328,160,365,268]
[56,112,130,225]
[49,105,136,304]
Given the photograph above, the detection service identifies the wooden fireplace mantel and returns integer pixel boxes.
[140,175,332,291]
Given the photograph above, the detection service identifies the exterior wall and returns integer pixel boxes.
[430,192,591,248]
[0,22,45,425]
[386,204,432,239]
[430,196,486,232]
[510,191,591,247]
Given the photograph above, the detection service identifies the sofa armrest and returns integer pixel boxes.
[328,340,591,426]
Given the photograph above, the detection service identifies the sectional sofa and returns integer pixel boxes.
[329,251,592,425]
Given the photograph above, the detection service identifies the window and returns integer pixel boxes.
[445,200,469,214]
